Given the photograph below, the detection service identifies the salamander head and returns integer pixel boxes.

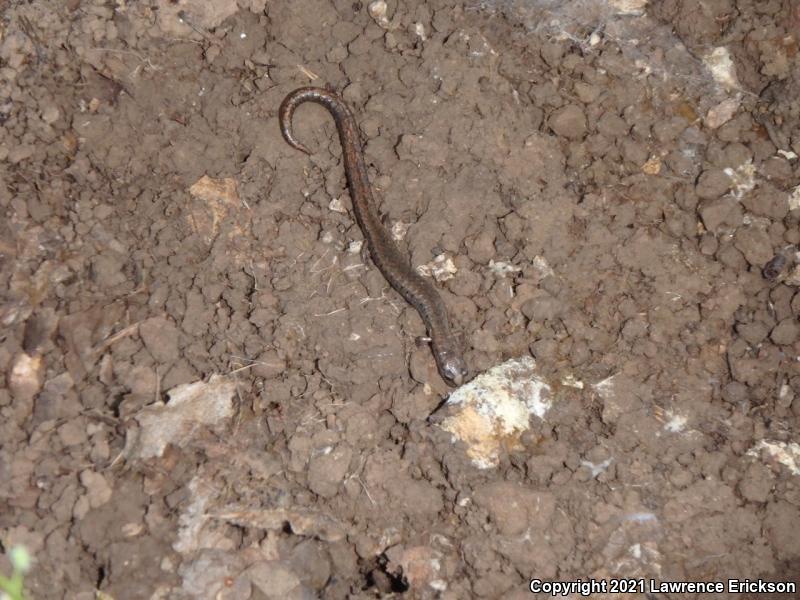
[436,350,468,387]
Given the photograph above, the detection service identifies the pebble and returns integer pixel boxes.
[763,500,800,561]
[307,444,352,498]
[8,145,34,164]
[467,230,496,264]
[547,104,587,139]
[450,269,482,297]
[742,183,790,221]
[770,318,799,345]
[738,462,774,503]
[289,540,332,591]
[621,138,648,165]
[41,102,61,124]
[57,419,87,446]
[698,232,719,255]
[8,352,43,402]
[596,111,628,138]
[530,338,558,361]
[573,82,601,103]
[246,561,303,598]
[705,98,739,129]
[80,469,112,508]
[695,168,732,199]
[733,226,774,266]
[473,482,555,535]
[521,294,561,321]
[139,317,180,363]
[471,328,500,353]
[735,321,769,345]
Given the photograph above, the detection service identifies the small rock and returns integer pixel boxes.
[139,317,180,363]
[90,431,111,463]
[738,462,774,503]
[792,292,800,314]
[34,372,79,422]
[23,307,59,354]
[721,381,747,405]
[80,470,113,508]
[8,145,35,164]
[729,356,763,386]
[122,364,158,397]
[695,169,732,199]
[596,112,629,138]
[547,104,587,139]
[742,183,790,221]
[698,197,742,233]
[530,338,558,361]
[467,230,496,264]
[345,412,378,446]
[733,226,773,266]
[641,155,662,175]
[473,482,555,535]
[573,82,600,104]
[735,321,769,345]
[698,232,718,255]
[653,117,689,143]
[73,495,90,521]
[57,419,88,446]
[179,550,245,598]
[521,294,561,321]
[94,204,114,220]
[621,139,648,165]
[763,500,800,560]
[717,244,747,270]
[90,253,128,289]
[669,467,694,488]
[397,546,443,590]
[621,318,647,340]
[703,47,741,90]
[41,102,61,124]
[246,561,302,598]
[771,318,799,345]
[704,98,738,129]
[8,352,44,401]
[307,444,352,498]
[594,374,643,424]
[289,540,332,591]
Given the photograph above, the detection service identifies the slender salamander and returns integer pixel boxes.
[279,87,468,386]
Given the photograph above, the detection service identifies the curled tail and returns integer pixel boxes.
[278,87,355,155]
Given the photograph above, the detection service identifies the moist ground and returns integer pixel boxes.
[1,0,799,598]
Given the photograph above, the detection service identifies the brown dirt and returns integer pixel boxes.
[1,0,799,598]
